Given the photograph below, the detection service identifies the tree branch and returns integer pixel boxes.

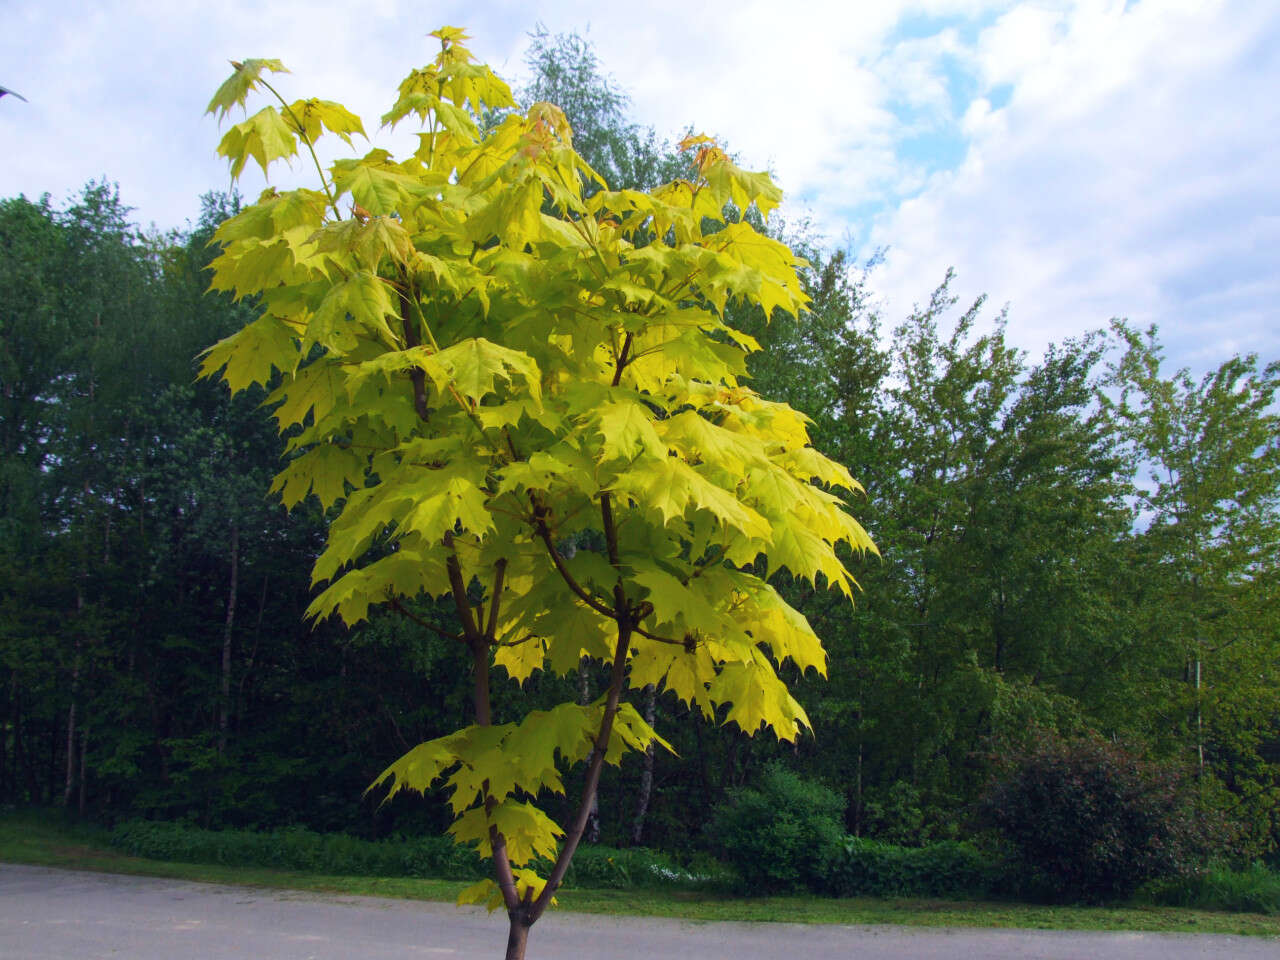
[531,513,616,619]
[388,597,463,644]
[485,558,508,641]
[444,532,480,638]
[468,634,521,914]
[531,621,634,921]
[397,284,431,423]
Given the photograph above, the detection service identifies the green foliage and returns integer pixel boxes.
[200,27,870,926]
[105,819,731,892]
[109,819,486,879]
[978,733,1219,903]
[559,844,730,890]
[824,838,1005,899]
[1104,324,1280,850]
[705,764,845,891]
[3,25,1279,915]
[1139,862,1280,916]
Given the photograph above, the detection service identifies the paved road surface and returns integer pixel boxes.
[2,863,1275,959]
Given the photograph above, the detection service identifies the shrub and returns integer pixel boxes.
[705,764,844,892]
[105,820,736,890]
[1138,862,1280,915]
[558,845,732,890]
[977,732,1215,903]
[823,837,1005,899]
[108,820,486,880]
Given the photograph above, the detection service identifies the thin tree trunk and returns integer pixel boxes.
[15,683,37,802]
[217,523,239,755]
[62,697,78,806]
[235,572,269,735]
[5,676,17,800]
[853,736,864,837]
[0,677,7,799]
[48,717,58,803]
[1194,656,1204,777]
[630,683,656,846]
[504,921,530,960]
[78,726,88,816]
[578,660,600,844]
[63,588,83,807]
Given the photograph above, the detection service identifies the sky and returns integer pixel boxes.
[2,0,1277,377]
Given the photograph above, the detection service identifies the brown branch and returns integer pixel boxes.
[396,282,431,423]
[531,621,634,921]
[492,633,539,649]
[632,622,687,646]
[601,493,621,568]
[531,513,615,619]
[388,597,463,644]
[444,532,480,639]
[612,332,634,387]
[443,527,519,913]
[485,558,507,641]
[468,635,521,914]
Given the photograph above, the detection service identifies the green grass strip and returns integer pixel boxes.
[2,812,1278,938]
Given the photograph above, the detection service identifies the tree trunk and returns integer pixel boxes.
[1194,656,1204,777]
[62,698,77,807]
[63,588,83,808]
[630,683,656,846]
[217,523,239,755]
[78,726,88,816]
[15,684,37,802]
[0,678,7,799]
[853,734,864,837]
[504,916,531,960]
[578,659,600,844]
[235,572,269,736]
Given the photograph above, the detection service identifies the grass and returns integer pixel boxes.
[2,811,1278,938]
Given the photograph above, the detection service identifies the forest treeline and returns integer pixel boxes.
[1,32,1277,859]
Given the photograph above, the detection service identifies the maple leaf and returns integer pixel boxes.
[305,270,399,353]
[427,338,542,407]
[450,801,563,866]
[198,314,296,392]
[593,398,665,462]
[330,152,432,215]
[206,58,290,120]
[217,106,299,179]
[270,442,364,510]
[283,98,366,146]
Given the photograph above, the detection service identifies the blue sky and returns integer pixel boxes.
[2,0,1277,377]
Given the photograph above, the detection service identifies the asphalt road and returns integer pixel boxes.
[2,863,1276,960]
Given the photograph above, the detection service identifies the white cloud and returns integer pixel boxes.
[1,0,1275,375]
[866,0,1280,373]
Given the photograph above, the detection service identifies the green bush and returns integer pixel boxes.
[559,845,733,890]
[823,837,1005,898]
[705,764,844,892]
[109,820,486,880]
[106,820,735,891]
[1138,863,1280,915]
[977,733,1216,903]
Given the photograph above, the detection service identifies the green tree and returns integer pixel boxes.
[199,29,872,959]
[520,28,682,194]
[1107,322,1280,849]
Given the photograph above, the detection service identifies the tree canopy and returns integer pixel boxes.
[197,27,872,956]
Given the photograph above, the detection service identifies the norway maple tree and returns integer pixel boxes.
[200,28,874,959]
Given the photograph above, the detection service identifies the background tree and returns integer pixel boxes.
[2,22,1278,889]
[1107,323,1280,846]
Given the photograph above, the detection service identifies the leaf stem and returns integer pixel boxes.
[257,76,343,220]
